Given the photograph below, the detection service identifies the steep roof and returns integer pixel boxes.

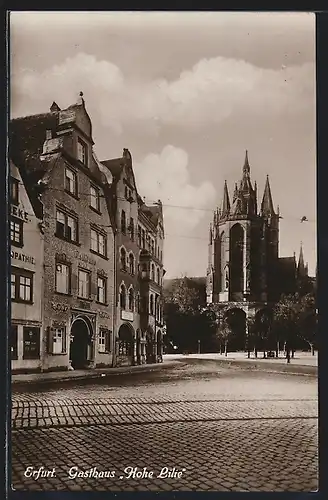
[261,175,275,216]
[101,158,124,178]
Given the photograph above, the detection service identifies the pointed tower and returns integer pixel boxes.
[261,175,275,216]
[221,180,230,217]
[231,150,257,216]
[297,243,307,278]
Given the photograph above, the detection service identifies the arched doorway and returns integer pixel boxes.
[70,318,92,369]
[117,323,134,366]
[224,308,246,352]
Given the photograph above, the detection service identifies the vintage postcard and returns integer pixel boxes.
[9,11,317,493]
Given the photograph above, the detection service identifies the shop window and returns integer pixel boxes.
[23,327,40,360]
[48,327,67,355]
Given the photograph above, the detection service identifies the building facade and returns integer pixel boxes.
[10,160,44,372]
[206,151,308,349]
[11,95,116,372]
[101,152,166,366]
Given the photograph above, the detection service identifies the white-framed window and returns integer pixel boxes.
[65,167,78,196]
[91,228,107,257]
[78,269,91,299]
[90,185,100,211]
[77,137,87,165]
[98,329,111,353]
[11,268,33,303]
[10,218,23,247]
[53,327,66,354]
[55,263,70,295]
[97,276,107,304]
[56,209,78,243]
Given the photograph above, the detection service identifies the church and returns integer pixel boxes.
[206,151,308,350]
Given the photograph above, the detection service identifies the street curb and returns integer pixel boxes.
[182,357,317,377]
[11,361,186,387]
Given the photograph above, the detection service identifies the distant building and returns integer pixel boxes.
[10,160,44,372]
[10,94,116,371]
[206,151,309,349]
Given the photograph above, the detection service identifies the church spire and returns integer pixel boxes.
[243,149,250,176]
[261,175,275,216]
[297,242,307,277]
[222,180,230,216]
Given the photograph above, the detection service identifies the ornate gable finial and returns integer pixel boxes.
[243,149,250,175]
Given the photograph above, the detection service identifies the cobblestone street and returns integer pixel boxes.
[11,360,318,492]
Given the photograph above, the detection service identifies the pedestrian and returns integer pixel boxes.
[285,342,291,364]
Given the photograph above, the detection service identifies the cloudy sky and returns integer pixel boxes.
[10,11,316,278]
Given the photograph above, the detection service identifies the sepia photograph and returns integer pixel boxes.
[9,11,317,492]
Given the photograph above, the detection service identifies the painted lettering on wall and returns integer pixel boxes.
[11,251,35,265]
[11,205,30,222]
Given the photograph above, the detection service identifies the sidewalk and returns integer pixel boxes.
[11,359,183,387]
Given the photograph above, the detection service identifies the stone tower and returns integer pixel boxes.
[206,151,280,348]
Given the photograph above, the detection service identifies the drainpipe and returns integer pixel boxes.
[112,228,117,368]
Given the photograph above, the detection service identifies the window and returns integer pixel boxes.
[150,295,154,316]
[78,269,91,299]
[138,225,142,247]
[129,217,134,241]
[90,185,100,212]
[10,177,19,205]
[142,229,145,249]
[120,284,126,309]
[91,228,107,257]
[97,276,107,304]
[11,325,18,360]
[129,253,135,275]
[77,137,87,165]
[121,210,126,233]
[10,218,23,247]
[52,327,66,355]
[56,209,78,243]
[157,268,160,284]
[99,329,111,353]
[65,167,78,196]
[11,268,33,303]
[23,327,40,360]
[128,287,134,311]
[136,293,140,314]
[151,263,155,281]
[120,247,127,271]
[55,263,70,295]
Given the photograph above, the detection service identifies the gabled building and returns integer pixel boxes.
[10,160,44,372]
[10,93,116,371]
[206,151,309,349]
[101,151,166,366]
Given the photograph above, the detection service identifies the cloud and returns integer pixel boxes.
[12,52,315,134]
[133,145,216,278]
[134,145,216,232]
